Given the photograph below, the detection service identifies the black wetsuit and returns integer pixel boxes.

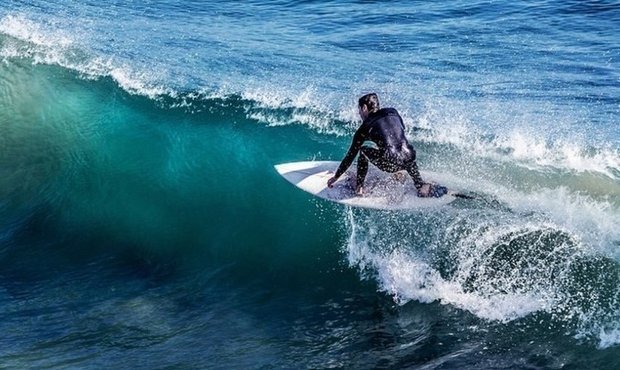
[334,107,425,189]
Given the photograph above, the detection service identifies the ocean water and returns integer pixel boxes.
[0,0,619,368]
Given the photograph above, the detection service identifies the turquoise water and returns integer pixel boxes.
[1,1,619,368]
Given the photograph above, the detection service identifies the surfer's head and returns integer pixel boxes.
[358,93,379,120]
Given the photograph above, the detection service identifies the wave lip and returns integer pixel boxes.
[0,14,170,98]
[0,14,71,47]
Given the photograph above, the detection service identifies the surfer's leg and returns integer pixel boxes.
[356,149,371,194]
[405,160,425,189]
[405,162,446,197]
[357,146,390,194]
[358,147,402,195]
[361,147,399,172]
[405,159,436,197]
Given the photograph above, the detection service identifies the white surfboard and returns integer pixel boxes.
[275,161,458,210]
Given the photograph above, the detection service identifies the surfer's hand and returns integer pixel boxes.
[327,176,338,188]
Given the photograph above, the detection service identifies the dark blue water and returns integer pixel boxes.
[1,1,619,368]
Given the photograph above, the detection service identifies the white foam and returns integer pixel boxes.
[495,132,620,180]
[597,326,620,349]
[239,86,354,136]
[241,86,321,111]
[413,108,620,181]
[345,210,555,323]
[0,14,170,99]
[375,249,546,322]
[0,15,71,48]
[497,187,620,257]
[345,187,620,347]
[3,14,618,182]
[0,16,351,132]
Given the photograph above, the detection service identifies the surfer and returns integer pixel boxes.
[327,93,442,197]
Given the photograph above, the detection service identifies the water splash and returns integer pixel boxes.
[344,197,620,348]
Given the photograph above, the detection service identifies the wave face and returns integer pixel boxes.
[0,1,619,368]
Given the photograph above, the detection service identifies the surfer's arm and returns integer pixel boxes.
[332,130,365,180]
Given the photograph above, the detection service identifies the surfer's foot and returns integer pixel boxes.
[417,183,449,198]
[417,183,432,197]
[355,185,365,196]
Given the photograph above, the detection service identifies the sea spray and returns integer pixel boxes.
[344,200,620,348]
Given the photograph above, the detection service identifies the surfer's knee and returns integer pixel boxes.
[360,145,373,157]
